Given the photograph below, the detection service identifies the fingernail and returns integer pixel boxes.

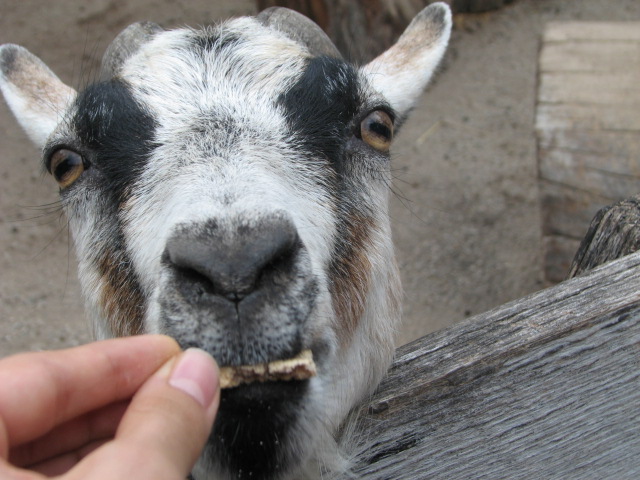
[169,348,219,409]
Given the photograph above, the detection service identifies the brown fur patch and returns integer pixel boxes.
[97,248,145,337]
[329,213,375,343]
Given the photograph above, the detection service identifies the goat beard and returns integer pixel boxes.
[198,376,313,480]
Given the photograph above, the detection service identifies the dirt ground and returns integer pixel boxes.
[1,0,639,357]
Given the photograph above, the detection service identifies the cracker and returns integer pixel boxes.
[219,349,317,389]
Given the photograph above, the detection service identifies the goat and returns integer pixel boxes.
[0,4,450,479]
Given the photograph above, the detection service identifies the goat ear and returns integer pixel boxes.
[0,44,76,149]
[361,2,451,118]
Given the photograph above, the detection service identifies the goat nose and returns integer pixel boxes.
[164,217,300,301]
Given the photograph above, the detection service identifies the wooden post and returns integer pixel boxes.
[569,195,640,278]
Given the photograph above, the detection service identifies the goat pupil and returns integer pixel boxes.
[367,119,390,140]
[53,151,82,183]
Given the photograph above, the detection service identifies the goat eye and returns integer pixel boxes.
[360,110,394,152]
[49,149,85,188]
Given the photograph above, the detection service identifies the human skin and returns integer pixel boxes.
[0,335,220,479]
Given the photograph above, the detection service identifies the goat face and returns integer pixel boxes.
[0,5,450,479]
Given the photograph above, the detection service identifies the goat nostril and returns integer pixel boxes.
[173,265,216,297]
[164,216,300,302]
[170,260,255,301]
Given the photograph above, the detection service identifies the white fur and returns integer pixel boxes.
[0,5,450,479]
[363,4,452,116]
[0,45,76,147]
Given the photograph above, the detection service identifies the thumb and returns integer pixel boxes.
[71,348,220,479]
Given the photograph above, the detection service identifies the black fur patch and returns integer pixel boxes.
[0,45,18,76]
[279,56,384,343]
[67,79,156,335]
[192,31,243,54]
[71,79,157,204]
[208,381,309,480]
[278,55,362,174]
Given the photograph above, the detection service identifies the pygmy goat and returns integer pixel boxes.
[0,4,450,479]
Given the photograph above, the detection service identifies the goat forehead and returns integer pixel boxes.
[122,18,313,115]
[118,19,366,140]
[58,17,371,226]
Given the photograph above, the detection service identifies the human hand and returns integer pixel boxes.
[0,335,220,479]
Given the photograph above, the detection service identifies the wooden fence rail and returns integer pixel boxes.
[350,197,640,479]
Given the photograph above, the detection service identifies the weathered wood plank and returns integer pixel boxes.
[544,21,640,42]
[539,147,640,201]
[538,130,640,170]
[536,21,640,284]
[539,72,640,106]
[540,181,609,238]
[540,41,640,73]
[536,103,640,131]
[350,251,640,479]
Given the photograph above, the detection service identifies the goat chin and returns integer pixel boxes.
[192,423,353,480]
[0,3,451,479]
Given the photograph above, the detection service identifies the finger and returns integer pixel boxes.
[0,335,180,453]
[9,401,128,468]
[24,438,107,477]
[0,462,44,480]
[68,349,220,480]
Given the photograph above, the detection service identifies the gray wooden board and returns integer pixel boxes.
[350,251,640,479]
[536,103,640,131]
[536,21,640,283]
[543,21,640,42]
[540,151,640,202]
[539,72,640,106]
[539,40,640,73]
[540,181,609,238]
[538,130,640,175]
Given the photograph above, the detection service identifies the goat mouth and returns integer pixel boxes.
[218,349,317,389]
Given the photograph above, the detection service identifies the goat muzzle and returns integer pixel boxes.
[157,213,318,369]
